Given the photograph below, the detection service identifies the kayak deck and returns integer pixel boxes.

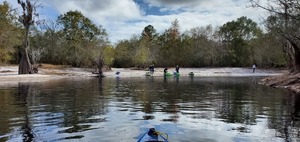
[137,128,168,142]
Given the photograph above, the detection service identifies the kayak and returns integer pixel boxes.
[137,128,168,142]
[164,72,172,76]
[173,72,180,76]
[145,72,151,76]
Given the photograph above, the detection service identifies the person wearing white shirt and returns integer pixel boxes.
[252,64,256,73]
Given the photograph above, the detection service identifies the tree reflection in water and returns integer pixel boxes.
[278,94,300,141]
[18,83,35,142]
[1,77,300,141]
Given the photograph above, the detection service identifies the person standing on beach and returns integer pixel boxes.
[175,65,179,73]
[252,64,256,73]
[164,68,168,74]
[149,64,154,75]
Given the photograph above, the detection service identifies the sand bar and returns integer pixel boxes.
[0,66,286,85]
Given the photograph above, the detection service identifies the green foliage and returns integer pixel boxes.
[142,25,156,41]
[220,16,261,41]
[113,40,135,68]
[57,10,108,67]
[250,0,300,72]
[249,33,286,67]
[134,43,149,68]
[155,19,182,66]
[219,16,262,66]
[114,17,285,68]
[35,20,63,64]
[103,45,115,67]
[0,1,288,69]
[27,10,109,68]
[0,1,21,64]
[58,10,101,41]
[181,25,219,67]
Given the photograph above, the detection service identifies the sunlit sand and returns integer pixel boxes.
[0,66,285,85]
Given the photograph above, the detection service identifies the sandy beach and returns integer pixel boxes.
[0,65,285,85]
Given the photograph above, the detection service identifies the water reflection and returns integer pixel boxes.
[18,83,35,142]
[0,77,299,141]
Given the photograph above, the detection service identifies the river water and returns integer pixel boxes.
[0,76,299,142]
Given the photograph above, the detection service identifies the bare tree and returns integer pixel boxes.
[17,0,36,74]
[29,47,43,73]
[250,0,300,73]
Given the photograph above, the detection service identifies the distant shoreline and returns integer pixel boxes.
[0,65,286,86]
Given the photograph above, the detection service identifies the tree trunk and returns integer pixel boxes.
[282,40,295,72]
[19,26,32,74]
[286,37,300,73]
[292,42,300,73]
[98,58,104,77]
[293,44,300,73]
[17,0,34,74]
[19,48,32,74]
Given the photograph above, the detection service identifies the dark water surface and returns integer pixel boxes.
[0,76,300,142]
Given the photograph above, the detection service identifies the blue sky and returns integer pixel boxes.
[2,0,267,44]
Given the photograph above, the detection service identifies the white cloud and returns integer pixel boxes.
[0,0,268,44]
[44,0,143,20]
[145,0,202,8]
[41,0,145,44]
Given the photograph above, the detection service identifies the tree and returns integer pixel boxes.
[142,25,156,42]
[17,0,36,74]
[87,24,108,76]
[58,10,108,73]
[158,19,182,66]
[248,32,286,67]
[0,1,21,64]
[29,27,45,68]
[219,16,262,66]
[89,29,109,76]
[140,25,158,66]
[168,19,181,65]
[30,20,62,64]
[114,40,135,68]
[183,25,219,67]
[102,45,115,68]
[250,0,300,72]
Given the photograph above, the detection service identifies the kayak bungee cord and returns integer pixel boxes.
[153,130,168,140]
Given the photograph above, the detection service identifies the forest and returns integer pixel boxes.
[1,0,299,74]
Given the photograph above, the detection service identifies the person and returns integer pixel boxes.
[175,65,179,73]
[149,64,154,75]
[164,68,168,74]
[252,64,256,73]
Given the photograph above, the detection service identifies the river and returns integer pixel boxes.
[0,76,299,142]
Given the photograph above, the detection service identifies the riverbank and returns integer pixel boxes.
[0,65,289,87]
[259,73,300,94]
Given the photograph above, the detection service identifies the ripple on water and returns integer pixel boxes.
[53,135,85,141]
[31,112,64,126]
